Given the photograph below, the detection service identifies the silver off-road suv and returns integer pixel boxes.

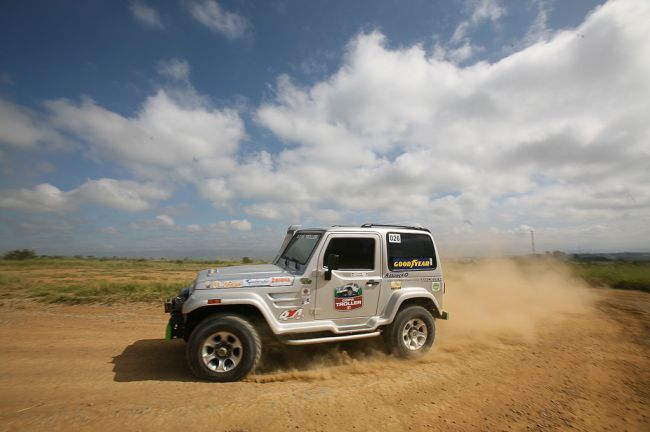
[164,223,448,381]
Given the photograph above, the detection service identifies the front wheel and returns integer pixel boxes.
[384,305,436,358]
[186,315,261,382]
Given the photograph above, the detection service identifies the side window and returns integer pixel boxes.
[387,233,437,271]
[324,237,375,270]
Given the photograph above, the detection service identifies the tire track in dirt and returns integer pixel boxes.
[0,269,648,431]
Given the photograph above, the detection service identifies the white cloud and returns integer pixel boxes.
[0,99,62,148]
[239,0,649,252]
[45,90,244,181]
[188,0,249,40]
[442,0,505,63]
[230,219,252,231]
[0,178,169,213]
[185,224,202,233]
[155,214,176,227]
[130,1,164,30]
[0,184,73,213]
[157,58,190,82]
[3,1,650,254]
[75,178,170,212]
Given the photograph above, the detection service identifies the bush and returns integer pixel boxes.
[3,249,37,260]
[242,256,253,264]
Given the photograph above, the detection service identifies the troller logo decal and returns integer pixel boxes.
[334,283,363,311]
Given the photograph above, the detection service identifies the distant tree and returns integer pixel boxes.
[242,256,253,264]
[3,249,37,260]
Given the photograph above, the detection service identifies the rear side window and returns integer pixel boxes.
[324,237,375,270]
[387,232,436,271]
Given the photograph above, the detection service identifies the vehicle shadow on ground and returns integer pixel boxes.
[112,339,195,382]
[112,338,388,382]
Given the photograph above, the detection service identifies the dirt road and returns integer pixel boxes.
[0,287,648,431]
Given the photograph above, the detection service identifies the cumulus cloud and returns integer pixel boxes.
[155,214,176,227]
[157,58,191,82]
[433,0,506,63]
[230,219,252,231]
[2,0,649,254]
[0,178,169,213]
[0,99,62,148]
[188,0,249,40]
[185,224,202,233]
[0,184,73,213]
[236,0,649,250]
[130,1,164,30]
[44,90,244,181]
[75,179,170,212]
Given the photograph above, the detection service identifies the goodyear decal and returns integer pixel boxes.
[391,257,434,270]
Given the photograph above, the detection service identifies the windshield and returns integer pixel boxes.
[275,232,322,272]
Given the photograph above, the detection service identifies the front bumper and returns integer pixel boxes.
[164,288,189,339]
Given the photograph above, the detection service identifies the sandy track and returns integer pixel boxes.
[0,288,648,432]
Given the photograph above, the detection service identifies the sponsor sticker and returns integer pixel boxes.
[279,308,304,321]
[334,284,363,311]
[431,281,441,292]
[223,280,243,288]
[390,281,401,290]
[207,268,219,275]
[299,277,313,285]
[385,272,409,279]
[297,234,319,240]
[211,281,222,288]
[244,278,271,287]
[391,258,434,270]
[388,233,401,243]
[350,272,368,277]
[270,276,294,286]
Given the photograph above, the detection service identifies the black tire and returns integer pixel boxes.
[384,305,436,358]
[186,314,262,382]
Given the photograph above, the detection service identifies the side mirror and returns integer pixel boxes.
[324,254,340,281]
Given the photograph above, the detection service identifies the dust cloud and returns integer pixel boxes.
[440,257,597,342]
[248,257,598,380]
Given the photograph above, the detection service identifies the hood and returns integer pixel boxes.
[195,264,295,289]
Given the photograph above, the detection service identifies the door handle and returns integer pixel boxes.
[366,280,380,286]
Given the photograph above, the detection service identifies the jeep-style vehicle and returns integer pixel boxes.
[165,224,448,382]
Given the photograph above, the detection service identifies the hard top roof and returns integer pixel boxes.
[298,224,431,234]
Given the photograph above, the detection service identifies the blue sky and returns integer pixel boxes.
[1,0,649,258]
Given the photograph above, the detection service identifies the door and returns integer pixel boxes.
[314,233,382,319]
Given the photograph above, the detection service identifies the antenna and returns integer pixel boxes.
[530,229,536,255]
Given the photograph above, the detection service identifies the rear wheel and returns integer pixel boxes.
[186,315,261,382]
[384,305,435,358]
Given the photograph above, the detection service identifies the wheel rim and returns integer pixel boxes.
[401,318,428,351]
[201,331,243,373]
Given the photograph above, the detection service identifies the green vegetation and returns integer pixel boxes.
[2,249,37,260]
[0,256,268,304]
[570,261,650,292]
[1,255,648,304]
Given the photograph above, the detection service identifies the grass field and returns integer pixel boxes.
[0,256,648,304]
[0,258,257,304]
[570,261,650,292]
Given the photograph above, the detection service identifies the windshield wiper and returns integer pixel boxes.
[283,256,300,269]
